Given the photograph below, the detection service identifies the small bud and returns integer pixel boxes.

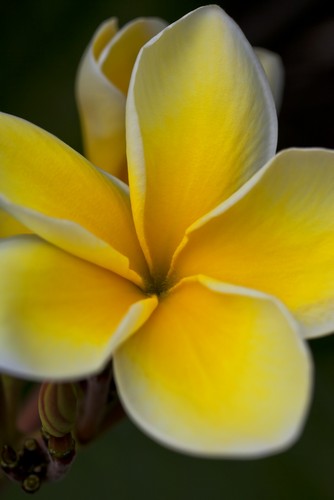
[38,383,79,438]
[22,474,40,493]
[24,439,37,452]
[1,445,17,469]
[48,433,75,461]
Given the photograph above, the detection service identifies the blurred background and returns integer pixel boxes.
[1,0,334,498]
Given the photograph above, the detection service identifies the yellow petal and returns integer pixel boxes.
[254,47,284,111]
[0,112,149,285]
[0,236,157,380]
[127,5,277,277]
[100,17,167,95]
[174,149,334,338]
[114,276,311,457]
[76,17,166,180]
[0,209,30,237]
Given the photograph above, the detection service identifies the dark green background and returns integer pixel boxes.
[1,0,334,498]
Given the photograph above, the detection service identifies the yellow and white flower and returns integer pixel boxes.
[1,5,331,457]
[75,12,284,181]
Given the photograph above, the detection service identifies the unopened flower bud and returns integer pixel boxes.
[22,474,40,493]
[38,383,79,438]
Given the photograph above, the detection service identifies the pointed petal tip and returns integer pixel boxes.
[126,3,277,277]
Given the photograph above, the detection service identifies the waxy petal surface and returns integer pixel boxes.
[0,113,148,285]
[174,149,334,338]
[0,236,157,380]
[127,5,277,276]
[100,17,167,95]
[114,276,311,456]
[0,209,30,237]
[76,18,166,180]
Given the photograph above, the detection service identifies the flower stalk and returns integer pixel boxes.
[76,362,113,444]
[42,432,76,483]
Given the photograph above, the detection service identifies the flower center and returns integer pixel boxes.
[144,273,172,297]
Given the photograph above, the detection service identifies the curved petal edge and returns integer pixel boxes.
[114,276,312,457]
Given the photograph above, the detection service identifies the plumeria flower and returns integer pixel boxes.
[0,10,284,240]
[1,4,334,457]
[75,13,284,182]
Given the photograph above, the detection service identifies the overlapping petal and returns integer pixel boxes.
[254,47,284,110]
[0,236,157,379]
[114,276,311,456]
[99,17,167,95]
[0,210,30,237]
[173,149,334,338]
[127,5,277,276]
[76,17,166,180]
[0,112,149,285]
